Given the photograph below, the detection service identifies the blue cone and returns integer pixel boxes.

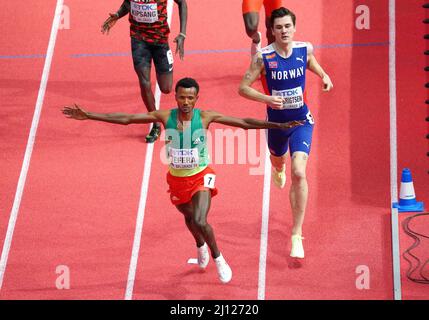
[392,168,424,212]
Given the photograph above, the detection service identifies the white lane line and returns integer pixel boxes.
[258,148,271,300]
[124,87,160,301]
[0,0,64,290]
[388,0,402,301]
[124,0,174,300]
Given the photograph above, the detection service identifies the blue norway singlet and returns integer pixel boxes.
[261,42,311,122]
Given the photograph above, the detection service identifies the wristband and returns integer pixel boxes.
[179,33,186,38]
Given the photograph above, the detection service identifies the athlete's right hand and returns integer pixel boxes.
[101,13,119,35]
[62,104,89,120]
[265,96,284,110]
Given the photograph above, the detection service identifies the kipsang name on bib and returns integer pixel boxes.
[131,2,159,23]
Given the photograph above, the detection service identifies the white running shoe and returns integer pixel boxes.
[290,234,305,258]
[251,31,262,56]
[197,243,209,269]
[214,253,232,283]
[272,165,286,189]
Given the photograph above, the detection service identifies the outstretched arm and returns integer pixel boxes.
[203,110,304,130]
[238,52,284,109]
[306,42,333,92]
[101,0,130,35]
[173,0,187,60]
[62,104,164,125]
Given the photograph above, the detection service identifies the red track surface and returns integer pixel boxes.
[396,0,428,300]
[0,0,427,300]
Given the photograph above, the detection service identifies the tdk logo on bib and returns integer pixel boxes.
[131,2,158,23]
[171,149,196,156]
[285,88,299,96]
[272,87,304,109]
[137,4,156,9]
[169,148,199,169]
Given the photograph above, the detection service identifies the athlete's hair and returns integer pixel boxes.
[175,77,200,94]
[270,7,296,28]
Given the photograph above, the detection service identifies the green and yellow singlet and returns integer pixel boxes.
[165,109,209,177]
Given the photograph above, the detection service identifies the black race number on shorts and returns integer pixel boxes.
[204,174,216,189]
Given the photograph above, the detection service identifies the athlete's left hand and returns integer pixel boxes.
[174,34,185,60]
[281,120,306,129]
[322,74,333,92]
[101,13,119,35]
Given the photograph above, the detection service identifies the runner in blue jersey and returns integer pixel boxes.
[238,7,333,259]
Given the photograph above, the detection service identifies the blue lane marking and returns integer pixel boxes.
[0,41,390,60]
[185,48,250,55]
[70,52,131,58]
[315,41,390,49]
[0,54,47,59]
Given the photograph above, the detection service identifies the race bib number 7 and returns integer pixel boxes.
[131,2,158,23]
[204,174,216,189]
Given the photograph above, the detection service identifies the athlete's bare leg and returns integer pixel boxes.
[289,151,309,236]
[270,151,308,235]
[156,72,173,95]
[176,202,205,247]
[134,68,172,109]
[176,190,220,258]
[270,152,287,171]
[243,12,261,44]
[134,64,164,142]
[264,16,275,44]
[134,64,156,112]
[191,190,221,258]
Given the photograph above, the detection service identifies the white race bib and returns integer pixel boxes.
[272,86,304,109]
[204,174,216,189]
[166,49,174,65]
[131,2,158,23]
[169,148,199,169]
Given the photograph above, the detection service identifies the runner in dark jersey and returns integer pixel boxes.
[101,0,188,143]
